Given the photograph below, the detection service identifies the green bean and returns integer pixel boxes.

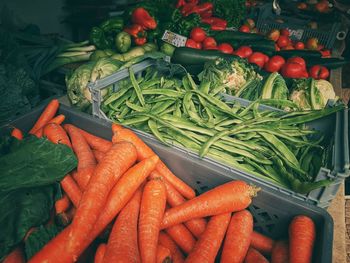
[182,75,191,91]
[140,79,160,89]
[258,99,300,110]
[162,79,175,89]
[129,67,145,106]
[210,84,226,96]
[103,85,132,106]
[236,132,257,141]
[109,90,133,110]
[151,100,175,115]
[121,115,149,126]
[174,100,182,117]
[199,80,210,94]
[147,96,176,104]
[142,89,184,97]
[118,106,130,119]
[148,119,167,144]
[186,73,198,90]
[126,101,149,112]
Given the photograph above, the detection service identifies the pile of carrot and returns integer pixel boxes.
[5,99,317,263]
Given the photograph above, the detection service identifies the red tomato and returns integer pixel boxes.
[317,44,325,51]
[287,57,306,70]
[202,37,217,49]
[283,45,295,50]
[280,28,290,37]
[204,46,219,50]
[262,54,269,63]
[308,65,330,80]
[239,25,251,33]
[196,42,202,49]
[275,44,281,51]
[281,62,307,78]
[235,46,253,58]
[264,55,285,72]
[186,39,199,49]
[277,35,290,48]
[320,49,331,58]
[294,42,305,50]
[248,52,266,68]
[190,27,207,43]
[217,43,234,54]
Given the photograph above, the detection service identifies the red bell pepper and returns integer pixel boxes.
[134,37,147,46]
[124,24,145,38]
[183,2,213,16]
[200,9,212,18]
[201,17,215,24]
[211,23,227,31]
[131,7,157,30]
[181,3,197,15]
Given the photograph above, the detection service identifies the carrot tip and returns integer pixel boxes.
[249,185,261,198]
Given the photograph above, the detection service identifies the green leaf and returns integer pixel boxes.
[24,223,62,260]
[0,136,77,192]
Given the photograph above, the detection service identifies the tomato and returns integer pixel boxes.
[287,57,306,70]
[280,28,290,37]
[239,25,251,33]
[202,37,217,49]
[196,42,202,49]
[315,2,330,13]
[283,44,294,50]
[308,65,330,80]
[281,62,307,78]
[248,52,266,68]
[320,49,331,58]
[275,44,281,51]
[217,43,234,54]
[317,44,325,51]
[190,27,207,43]
[235,46,253,58]
[277,35,290,48]
[186,39,199,49]
[264,55,285,72]
[204,46,219,50]
[262,54,269,63]
[294,42,305,50]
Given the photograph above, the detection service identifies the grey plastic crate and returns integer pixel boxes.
[89,60,349,208]
[0,103,334,263]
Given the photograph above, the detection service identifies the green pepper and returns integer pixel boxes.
[100,17,124,34]
[89,27,113,49]
[115,32,131,53]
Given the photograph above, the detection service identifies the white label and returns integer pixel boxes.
[162,30,187,47]
[288,29,304,40]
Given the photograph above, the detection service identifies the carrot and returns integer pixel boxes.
[289,215,316,263]
[66,141,137,260]
[43,123,72,147]
[56,207,76,227]
[166,223,196,254]
[139,178,167,263]
[94,243,106,263]
[60,174,82,207]
[3,247,25,263]
[55,194,71,214]
[185,213,231,263]
[150,171,206,238]
[157,244,172,263]
[251,231,275,255]
[161,181,258,229]
[112,124,195,200]
[29,99,59,134]
[64,124,97,190]
[93,150,105,163]
[75,127,112,153]
[159,232,185,263]
[11,128,23,140]
[244,248,269,263]
[271,240,289,263]
[33,114,65,138]
[221,210,253,263]
[102,188,142,263]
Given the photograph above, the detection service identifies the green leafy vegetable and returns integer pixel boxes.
[207,0,246,28]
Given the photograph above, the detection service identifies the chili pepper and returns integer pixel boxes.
[124,24,145,38]
[176,0,186,8]
[131,7,157,30]
[200,9,213,18]
[183,2,213,16]
[187,0,199,4]
[210,17,227,26]
[211,23,227,31]
[134,37,147,46]
[201,17,215,24]
[181,3,197,15]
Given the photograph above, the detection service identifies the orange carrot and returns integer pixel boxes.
[64,124,97,190]
[185,213,231,263]
[221,210,253,263]
[56,207,76,227]
[66,141,137,260]
[150,171,206,238]
[93,150,105,163]
[55,194,71,214]
[166,223,196,254]
[33,114,65,138]
[11,128,23,140]
[29,99,59,134]
[161,181,257,229]
[251,231,275,255]
[271,240,289,263]
[112,124,195,199]
[159,232,184,263]
[157,244,172,263]
[244,248,269,263]
[76,127,112,153]
[94,243,106,263]
[3,247,25,263]
[43,123,72,147]
[289,215,316,263]
[60,174,82,208]
[139,178,166,263]
[102,188,142,263]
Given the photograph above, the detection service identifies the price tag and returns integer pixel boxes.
[288,29,304,40]
[162,30,187,47]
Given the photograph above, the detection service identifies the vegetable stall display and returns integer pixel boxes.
[1,100,320,263]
